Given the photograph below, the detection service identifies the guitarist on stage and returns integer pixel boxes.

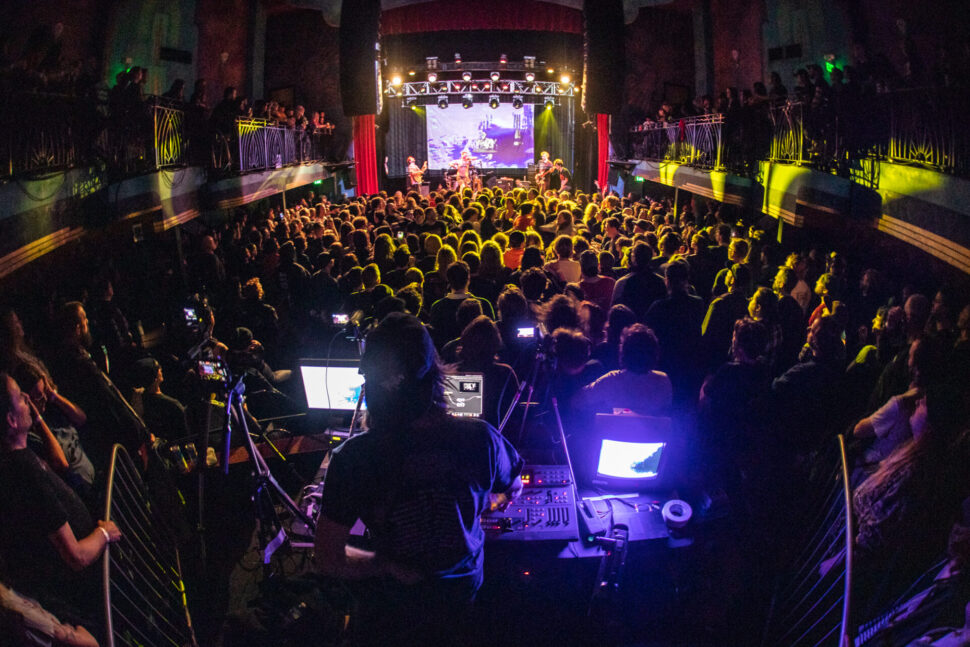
[535,151,554,192]
[406,156,428,189]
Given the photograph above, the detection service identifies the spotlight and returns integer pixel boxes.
[499,54,508,65]
[405,96,417,107]
[438,95,449,109]
[547,68,555,75]
[427,71,437,82]
[452,82,463,92]
[437,82,449,93]
[544,97,555,109]
[524,55,536,68]
[426,56,439,70]
[471,83,479,91]
[462,93,473,109]
[454,52,462,65]
[500,82,510,92]
[488,94,500,109]
[560,73,570,84]
[525,71,536,82]
[512,94,524,109]
[391,74,403,86]
[462,71,472,82]
[408,69,416,77]
[490,71,500,82]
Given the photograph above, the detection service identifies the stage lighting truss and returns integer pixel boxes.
[385,79,573,100]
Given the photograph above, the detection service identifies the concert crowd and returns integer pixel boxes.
[1,178,969,644]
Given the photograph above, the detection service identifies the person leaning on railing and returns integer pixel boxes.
[0,372,121,635]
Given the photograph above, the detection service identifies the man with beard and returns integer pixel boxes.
[314,313,523,645]
[45,302,147,471]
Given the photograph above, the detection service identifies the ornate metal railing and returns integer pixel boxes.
[629,114,725,170]
[152,98,187,169]
[1,92,84,177]
[881,88,967,176]
[769,102,807,165]
[234,118,327,172]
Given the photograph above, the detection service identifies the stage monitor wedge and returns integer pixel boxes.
[339,0,382,116]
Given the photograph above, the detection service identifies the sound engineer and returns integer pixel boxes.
[313,312,523,645]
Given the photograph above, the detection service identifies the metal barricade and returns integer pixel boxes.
[761,435,854,647]
[102,445,197,647]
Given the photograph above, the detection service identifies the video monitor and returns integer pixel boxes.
[426,104,535,170]
[589,414,676,490]
[596,439,665,480]
[442,373,484,418]
[299,359,365,411]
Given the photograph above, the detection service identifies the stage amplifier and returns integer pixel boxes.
[481,465,580,542]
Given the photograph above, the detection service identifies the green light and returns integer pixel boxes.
[633,175,643,182]
[825,61,835,73]
[314,180,323,185]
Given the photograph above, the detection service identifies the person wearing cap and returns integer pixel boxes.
[132,357,190,443]
[314,313,523,644]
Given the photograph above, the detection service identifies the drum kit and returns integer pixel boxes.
[444,166,483,191]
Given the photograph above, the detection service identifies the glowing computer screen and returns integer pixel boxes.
[596,439,665,480]
[300,362,365,411]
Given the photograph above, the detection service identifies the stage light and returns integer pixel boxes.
[452,82,463,92]
[462,71,472,82]
[544,97,555,109]
[426,56,439,70]
[471,83,479,91]
[404,96,417,108]
[500,83,510,92]
[454,52,462,64]
[408,69,416,77]
[427,71,437,82]
[547,68,555,75]
[490,71,500,82]
[524,56,536,68]
[391,74,402,86]
[462,93,473,109]
[560,73,570,84]
[438,96,449,109]
[488,94,500,109]
[512,95,524,109]
[499,54,508,65]
[525,71,535,82]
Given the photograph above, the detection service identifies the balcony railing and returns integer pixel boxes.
[629,88,970,178]
[1,92,333,181]
[233,118,328,172]
[630,114,725,170]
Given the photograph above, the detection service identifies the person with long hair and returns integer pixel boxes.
[313,313,523,644]
[454,316,519,427]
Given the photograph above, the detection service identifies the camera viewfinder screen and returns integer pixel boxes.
[300,365,365,411]
[596,439,665,480]
[442,374,483,418]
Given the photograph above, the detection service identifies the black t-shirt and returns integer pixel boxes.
[0,449,97,614]
[319,413,523,581]
[143,391,191,440]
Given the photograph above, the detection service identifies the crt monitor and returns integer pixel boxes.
[299,359,365,411]
[442,373,484,418]
[588,414,675,490]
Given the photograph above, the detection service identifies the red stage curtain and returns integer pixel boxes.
[353,115,379,195]
[381,0,582,35]
[597,113,610,194]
